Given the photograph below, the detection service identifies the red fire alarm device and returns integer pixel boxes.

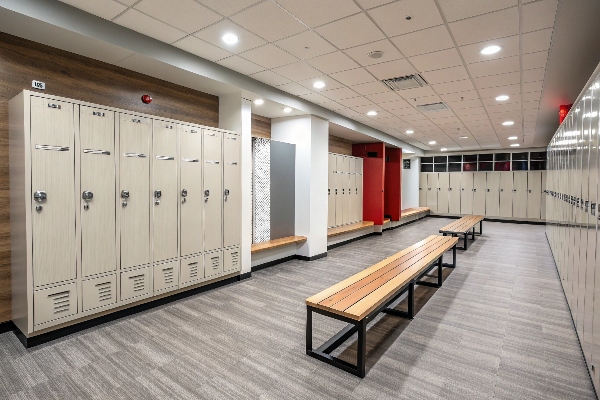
[559,104,572,124]
[141,94,153,104]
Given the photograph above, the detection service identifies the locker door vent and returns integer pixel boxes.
[211,257,219,268]
[230,252,239,267]
[95,281,113,303]
[162,267,174,285]
[188,262,199,279]
[49,290,72,315]
[130,275,146,293]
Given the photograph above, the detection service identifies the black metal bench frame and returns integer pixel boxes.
[306,243,457,378]
[441,219,483,250]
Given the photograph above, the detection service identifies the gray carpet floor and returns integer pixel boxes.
[0,217,595,399]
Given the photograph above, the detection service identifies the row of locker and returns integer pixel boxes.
[545,71,600,391]
[327,153,363,228]
[10,92,242,334]
[419,171,547,219]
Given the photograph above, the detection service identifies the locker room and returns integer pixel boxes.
[0,0,600,399]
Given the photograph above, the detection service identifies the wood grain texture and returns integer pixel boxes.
[251,114,271,138]
[329,135,353,156]
[401,207,430,217]
[439,215,484,234]
[250,236,307,254]
[327,221,374,237]
[0,32,219,322]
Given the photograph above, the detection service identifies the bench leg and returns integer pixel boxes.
[471,228,475,240]
[357,319,367,378]
[437,256,443,287]
[479,220,483,235]
[442,243,457,268]
[382,281,414,319]
[464,233,468,250]
[306,306,312,354]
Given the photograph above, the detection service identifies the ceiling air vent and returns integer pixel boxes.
[416,102,450,112]
[381,74,428,90]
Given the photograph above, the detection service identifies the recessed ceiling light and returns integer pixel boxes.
[459,136,468,139]
[508,136,517,140]
[313,81,326,89]
[481,45,501,55]
[495,95,510,101]
[222,33,238,45]
[502,121,514,126]
[510,143,520,147]
[283,107,292,113]
[254,99,264,105]
[429,141,436,145]
[406,130,414,134]
[367,111,378,116]
[441,148,447,152]
[368,51,384,59]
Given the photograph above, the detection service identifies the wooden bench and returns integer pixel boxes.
[439,215,484,250]
[401,207,430,218]
[305,235,458,377]
[327,221,374,237]
[250,236,307,254]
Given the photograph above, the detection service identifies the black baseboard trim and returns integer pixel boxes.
[239,272,251,280]
[295,252,327,261]
[0,320,16,335]
[251,255,296,272]
[327,233,377,250]
[426,214,546,225]
[372,232,383,236]
[15,275,240,348]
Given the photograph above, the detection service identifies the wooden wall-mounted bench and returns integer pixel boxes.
[439,215,484,250]
[305,235,458,377]
[327,221,374,237]
[401,207,430,218]
[251,236,307,254]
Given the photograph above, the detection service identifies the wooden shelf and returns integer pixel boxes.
[328,221,374,237]
[251,236,307,254]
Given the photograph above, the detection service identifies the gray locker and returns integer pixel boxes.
[526,171,542,219]
[203,129,223,252]
[82,274,117,312]
[512,172,528,218]
[448,173,461,214]
[485,172,500,217]
[328,154,336,228]
[460,172,473,215]
[80,106,116,277]
[541,170,547,220]
[419,173,427,207]
[426,173,438,212]
[357,158,363,222]
[499,172,513,217]
[472,172,486,216]
[223,133,241,248]
[153,121,178,262]
[335,155,344,226]
[180,125,203,256]
[437,172,449,213]
[342,156,350,225]
[33,282,78,325]
[121,266,151,301]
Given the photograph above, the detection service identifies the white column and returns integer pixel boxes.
[402,156,420,209]
[271,115,328,258]
[219,94,252,274]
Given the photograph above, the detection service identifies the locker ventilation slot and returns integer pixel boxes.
[95,282,113,303]
[130,275,146,292]
[230,252,239,267]
[188,262,199,279]
[210,257,220,269]
[162,268,174,285]
[48,291,71,315]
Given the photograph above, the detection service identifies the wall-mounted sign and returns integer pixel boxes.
[32,80,45,90]
[403,159,411,169]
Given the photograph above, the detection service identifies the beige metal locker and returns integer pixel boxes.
[153,121,178,262]
[223,132,241,248]
[437,173,449,213]
[419,173,427,207]
[120,114,151,269]
[80,106,116,277]
[33,282,78,325]
[499,172,513,217]
[426,173,438,212]
[349,158,357,223]
[121,266,151,301]
[357,158,363,221]
[223,247,241,273]
[472,172,486,215]
[204,251,223,279]
[203,129,223,252]
[153,260,179,293]
[328,154,336,227]
[485,172,500,216]
[180,254,203,285]
[335,155,344,226]
[527,171,542,219]
[342,156,350,225]
[541,171,547,220]
[460,172,474,214]
[513,171,528,218]
[448,173,461,214]
[31,97,76,287]
[180,125,203,256]
[82,274,117,312]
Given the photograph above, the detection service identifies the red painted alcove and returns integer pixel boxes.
[352,143,385,225]
[384,148,402,221]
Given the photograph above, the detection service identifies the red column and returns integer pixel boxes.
[353,143,385,225]
[384,148,402,221]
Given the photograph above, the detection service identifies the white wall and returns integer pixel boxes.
[402,156,420,209]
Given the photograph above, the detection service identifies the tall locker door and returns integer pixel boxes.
[513,171,528,218]
[499,172,513,217]
[328,154,336,227]
[180,126,203,256]
[357,158,363,221]
[203,130,223,252]
[223,132,241,248]
[472,172,486,215]
[426,173,438,212]
[485,172,500,217]
[31,97,76,286]
[460,172,474,214]
[541,170,547,219]
[153,122,178,262]
[437,173,449,213]
[120,114,151,269]
[335,155,343,226]
[526,171,542,219]
[419,173,427,207]
[448,173,461,214]
[348,158,356,223]
[80,106,116,277]
[342,157,350,225]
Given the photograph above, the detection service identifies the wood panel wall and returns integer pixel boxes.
[251,114,271,138]
[0,32,220,323]
[329,135,353,155]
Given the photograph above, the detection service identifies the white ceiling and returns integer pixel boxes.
[59,0,562,151]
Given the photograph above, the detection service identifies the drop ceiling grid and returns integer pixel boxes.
[60,0,558,150]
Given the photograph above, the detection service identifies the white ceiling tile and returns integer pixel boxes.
[478,84,520,98]
[523,81,544,93]
[522,91,542,102]
[432,79,476,95]
[485,102,522,114]
[459,35,519,64]
[60,0,127,20]
[217,55,264,75]
[350,81,390,96]
[473,71,520,89]
[467,56,520,78]
[522,100,540,110]
[390,25,454,58]
[455,106,487,116]
[522,0,558,33]
[522,28,553,54]
[414,95,443,105]
[296,76,345,92]
[368,0,443,37]
[365,59,416,80]
[114,9,187,43]
[343,39,404,67]
[249,70,291,86]
[320,101,347,111]
[437,0,516,23]
[305,51,360,74]
[230,1,307,42]
[409,48,463,73]
[240,44,298,69]
[195,20,267,53]
[274,0,361,28]
[355,0,395,9]
[350,104,390,115]
[481,95,520,106]
[523,67,546,83]
[446,99,484,110]
[439,90,479,102]
[274,31,337,60]
[330,68,376,86]
[135,0,222,34]
[379,99,412,111]
[196,0,261,16]
[297,92,331,104]
[271,61,322,81]
[277,82,313,95]
[315,13,386,49]
[422,66,470,85]
[173,36,232,61]
[397,86,436,101]
[321,87,361,101]
[115,0,137,5]
[449,7,519,46]
[364,91,404,104]
[337,96,374,108]
[522,51,548,71]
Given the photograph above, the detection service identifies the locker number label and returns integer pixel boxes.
[32,80,46,90]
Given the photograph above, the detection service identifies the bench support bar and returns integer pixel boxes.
[442,243,457,268]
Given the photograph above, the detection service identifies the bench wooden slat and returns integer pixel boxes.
[327,221,374,237]
[401,207,430,217]
[251,236,307,254]
[440,215,483,234]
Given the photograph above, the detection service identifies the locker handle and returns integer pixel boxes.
[34,191,47,202]
[191,130,198,133]
[83,149,111,155]
[528,190,532,193]
[47,103,61,109]
[124,153,146,158]
[132,119,142,123]
[35,144,69,151]
[165,125,174,129]
[156,155,175,161]
[512,189,516,192]
[226,137,237,140]
[486,189,490,192]
[207,133,217,137]
[206,160,220,164]
[92,111,105,117]
[182,158,199,162]
[227,162,238,165]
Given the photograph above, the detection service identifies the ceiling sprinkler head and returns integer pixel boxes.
[405,15,412,20]
[368,51,384,59]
